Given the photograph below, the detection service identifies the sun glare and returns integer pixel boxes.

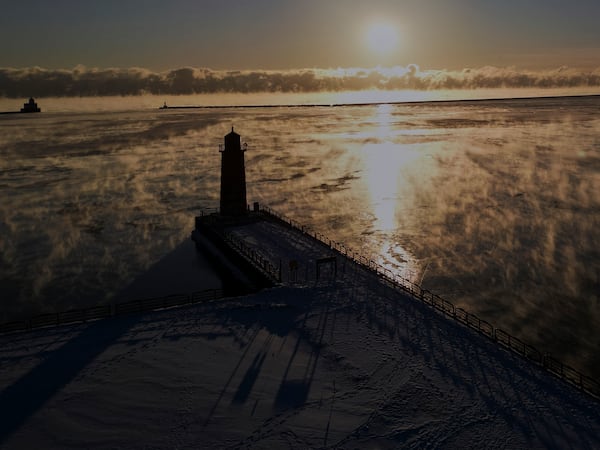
[366,22,399,55]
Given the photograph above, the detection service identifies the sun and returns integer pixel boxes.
[366,22,399,55]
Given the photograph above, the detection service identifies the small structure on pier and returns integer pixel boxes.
[20,98,41,113]
[219,127,247,216]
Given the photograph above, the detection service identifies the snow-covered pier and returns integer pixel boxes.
[196,205,600,399]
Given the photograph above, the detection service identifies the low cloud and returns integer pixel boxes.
[1,64,600,97]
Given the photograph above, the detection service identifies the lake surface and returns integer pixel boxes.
[1,95,599,378]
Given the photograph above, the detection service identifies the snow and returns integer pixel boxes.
[1,217,599,449]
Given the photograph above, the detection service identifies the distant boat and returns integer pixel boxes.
[20,98,41,113]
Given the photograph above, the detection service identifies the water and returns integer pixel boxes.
[1,95,599,378]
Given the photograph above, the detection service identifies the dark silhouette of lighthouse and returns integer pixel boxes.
[219,127,247,216]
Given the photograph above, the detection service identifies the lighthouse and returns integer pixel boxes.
[219,127,247,216]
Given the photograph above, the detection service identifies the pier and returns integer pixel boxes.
[192,203,600,401]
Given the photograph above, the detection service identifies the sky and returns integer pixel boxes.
[2,0,599,71]
[1,0,599,98]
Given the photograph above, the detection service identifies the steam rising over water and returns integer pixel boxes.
[1,95,599,378]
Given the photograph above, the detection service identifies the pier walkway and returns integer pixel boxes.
[218,207,600,399]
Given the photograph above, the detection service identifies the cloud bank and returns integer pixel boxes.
[1,65,600,98]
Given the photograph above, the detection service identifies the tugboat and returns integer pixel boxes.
[20,98,41,113]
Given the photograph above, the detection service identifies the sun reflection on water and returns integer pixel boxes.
[361,104,422,281]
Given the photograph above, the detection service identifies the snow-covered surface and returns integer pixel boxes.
[1,219,599,449]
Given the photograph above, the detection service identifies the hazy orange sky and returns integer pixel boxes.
[1,0,599,71]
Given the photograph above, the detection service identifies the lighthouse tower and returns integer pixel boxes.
[219,127,247,216]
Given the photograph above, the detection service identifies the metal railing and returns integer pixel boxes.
[195,208,281,283]
[259,205,600,400]
[0,289,224,335]
[223,232,281,282]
